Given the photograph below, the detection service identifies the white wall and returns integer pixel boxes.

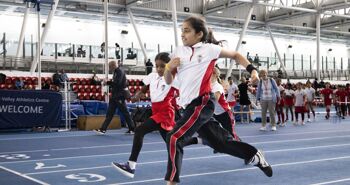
[0,13,349,70]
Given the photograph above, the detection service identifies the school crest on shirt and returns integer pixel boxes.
[197,55,202,63]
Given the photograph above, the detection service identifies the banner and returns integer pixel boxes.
[0,90,62,129]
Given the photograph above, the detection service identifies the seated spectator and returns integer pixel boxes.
[0,73,6,84]
[126,48,137,59]
[15,78,24,90]
[59,69,69,88]
[90,71,101,85]
[52,70,60,86]
[77,45,86,57]
[42,81,50,90]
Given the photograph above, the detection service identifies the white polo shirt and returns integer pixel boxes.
[212,81,228,115]
[294,89,306,107]
[172,42,222,108]
[226,83,238,103]
[304,87,315,102]
[143,73,172,103]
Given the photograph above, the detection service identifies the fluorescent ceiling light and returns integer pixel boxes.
[217,11,223,14]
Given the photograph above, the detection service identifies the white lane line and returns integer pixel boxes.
[107,155,350,185]
[2,129,350,155]
[0,131,128,141]
[24,142,350,175]
[309,178,350,185]
[2,134,350,165]
[0,166,50,185]
[0,128,350,141]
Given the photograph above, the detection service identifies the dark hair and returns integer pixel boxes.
[184,16,223,45]
[155,52,170,63]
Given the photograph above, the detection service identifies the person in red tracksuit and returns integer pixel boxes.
[111,52,198,178]
[335,85,348,119]
[320,82,333,119]
[164,16,272,185]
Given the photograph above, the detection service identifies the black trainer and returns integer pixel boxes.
[111,162,135,178]
[254,150,273,177]
[93,129,106,135]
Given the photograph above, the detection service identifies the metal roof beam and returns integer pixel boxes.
[203,1,243,15]
[232,0,317,13]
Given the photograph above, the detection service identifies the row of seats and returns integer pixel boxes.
[77,92,150,101]
[69,78,142,86]
[2,76,52,85]
[1,76,148,101]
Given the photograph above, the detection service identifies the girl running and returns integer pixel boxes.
[211,67,239,140]
[111,52,198,178]
[164,16,272,185]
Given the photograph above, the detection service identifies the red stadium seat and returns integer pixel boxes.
[96,85,102,92]
[72,85,78,92]
[83,93,90,100]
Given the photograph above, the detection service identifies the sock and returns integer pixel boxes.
[312,111,315,117]
[128,161,137,170]
[197,137,203,144]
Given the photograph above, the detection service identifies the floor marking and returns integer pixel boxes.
[0,166,50,185]
[24,142,350,175]
[107,155,350,185]
[0,131,128,141]
[309,178,350,185]
[3,135,350,165]
[2,129,350,155]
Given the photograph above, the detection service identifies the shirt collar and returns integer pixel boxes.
[191,42,203,48]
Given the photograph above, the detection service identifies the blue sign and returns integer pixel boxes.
[0,90,62,129]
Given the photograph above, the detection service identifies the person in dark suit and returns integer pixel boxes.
[94,61,135,134]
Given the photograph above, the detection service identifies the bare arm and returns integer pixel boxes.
[130,85,149,103]
[214,91,221,101]
[164,57,180,85]
[219,49,259,84]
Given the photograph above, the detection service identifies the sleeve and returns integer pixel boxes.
[212,83,224,94]
[209,44,222,60]
[171,76,180,90]
[142,73,152,86]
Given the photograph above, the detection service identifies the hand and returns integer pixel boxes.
[102,78,108,85]
[250,69,259,85]
[168,57,181,71]
[130,96,139,103]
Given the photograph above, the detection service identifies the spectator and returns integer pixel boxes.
[256,69,280,131]
[294,82,306,125]
[90,71,100,85]
[115,43,121,59]
[94,61,135,134]
[77,45,86,57]
[254,54,260,64]
[226,76,238,109]
[145,59,153,75]
[0,73,6,84]
[319,79,325,88]
[59,69,69,88]
[42,81,50,90]
[238,77,253,123]
[52,70,60,86]
[14,78,24,90]
[284,83,295,123]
